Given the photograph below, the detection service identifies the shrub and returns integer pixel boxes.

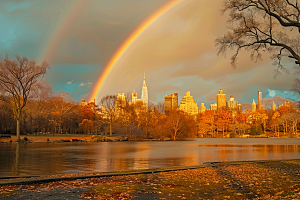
[250,126,262,135]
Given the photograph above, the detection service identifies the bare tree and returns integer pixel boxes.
[291,77,300,95]
[216,0,300,76]
[99,95,117,136]
[0,54,49,141]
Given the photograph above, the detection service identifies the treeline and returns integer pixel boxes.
[1,89,299,139]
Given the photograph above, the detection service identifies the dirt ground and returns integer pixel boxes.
[1,160,300,200]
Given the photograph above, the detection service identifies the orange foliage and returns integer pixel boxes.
[200,110,214,124]
[278,105,290,115]
[235,112,246,124]
[81,102,98,120]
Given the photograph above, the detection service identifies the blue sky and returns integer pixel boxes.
[0,0,298,107]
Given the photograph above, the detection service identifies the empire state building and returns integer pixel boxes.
[141,73,148,109]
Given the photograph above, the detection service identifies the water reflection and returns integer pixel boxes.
[0,138,300,177]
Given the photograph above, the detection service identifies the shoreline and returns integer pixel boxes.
[0,159,297,186]
[1,135,299,144]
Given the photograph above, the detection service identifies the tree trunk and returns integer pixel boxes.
[173,130,177,141]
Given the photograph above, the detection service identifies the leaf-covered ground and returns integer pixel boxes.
[1,160,300,199]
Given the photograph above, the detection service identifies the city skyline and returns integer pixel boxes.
[115,75,293,112]
[0,0,298,105]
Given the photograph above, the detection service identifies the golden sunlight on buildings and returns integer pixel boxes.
[164,93,178,113]
[179,91,198,115]
[217,89,226,111]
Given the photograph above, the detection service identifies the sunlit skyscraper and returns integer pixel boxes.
[141,73,148,109]
[179,91,198,115]
[217,89,226,111]
[257,90,262,110]
[164,93,178,113]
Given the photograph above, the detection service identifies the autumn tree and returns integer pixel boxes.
[0,54,49,141]
[216,110,232,136]
[166,110,186,140]
[271,111,281,136]
[49,92,74,135]
[99,95,117,136]
[198,110,215,137]
[233,112,249,135]
[278,105,290,115]
[216,0,300,75]
[24,81,53,134]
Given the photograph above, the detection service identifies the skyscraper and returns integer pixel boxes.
[179,91,198,115]
[252,99,256,112]
[226,95,238,111]
[257,90,262,110]
[199,103,206,113]
[272,102,276,111]
[164,93,178,113]
[217,89,226,111]
[141,73,148,109]
[131,92,137,104]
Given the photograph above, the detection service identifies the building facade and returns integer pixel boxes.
[164,93,178,113]
[252,99,256,112]
[199,103,206,113]
[226,95,238,111]
[210,103,217,111]
[217,89,226,111]
[179,91,198,115]
[272,102,276,111]
[257,90,262,110]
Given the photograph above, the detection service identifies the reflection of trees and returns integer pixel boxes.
[12,143,19,176]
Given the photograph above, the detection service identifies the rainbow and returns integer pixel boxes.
[39,0,87,62]
[88,0,184,102]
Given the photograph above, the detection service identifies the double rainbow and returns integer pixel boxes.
[88,0,184,102]
[39,0,184,102]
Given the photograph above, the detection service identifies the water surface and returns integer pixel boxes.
[0,138,299,177]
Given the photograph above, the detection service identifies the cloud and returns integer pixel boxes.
[79,82,85,87]
[67,80,73,84]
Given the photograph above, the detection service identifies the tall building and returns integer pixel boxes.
[226,95,238,111]
[217,89,226,111]
[252,99,256,112]
[257,90,262,110]
[130,74,148,110]
[210,103,217,111]
[179,91,198,115]
[131,92,137,104]
[199,103,206,113]
[79,99,88,107]
[164,93,178,113]
[238,104,242,113]
[272,102,276,111]
[141,73,148,109]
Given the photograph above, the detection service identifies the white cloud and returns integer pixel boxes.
[268,89,276,97]
[79,82,85,87]
[67,80,73,84]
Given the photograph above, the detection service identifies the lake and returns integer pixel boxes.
[0,138,299,177]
